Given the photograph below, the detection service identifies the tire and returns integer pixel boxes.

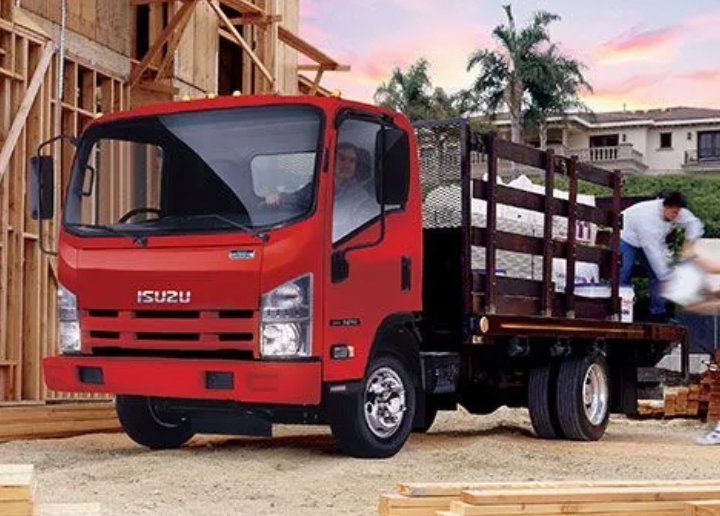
[116,395,194,450]
[528,363,564,439]
[329,355,416,458]
[556,354,610,441]
[413,395,439,433]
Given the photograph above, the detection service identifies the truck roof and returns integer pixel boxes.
[84,94,405,133]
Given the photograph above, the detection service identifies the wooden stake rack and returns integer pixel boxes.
[0,464,101,515]
[379,480,720,516]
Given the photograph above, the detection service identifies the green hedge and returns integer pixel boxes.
[532,174,720,238]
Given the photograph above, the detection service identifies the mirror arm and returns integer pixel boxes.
[35,135,77,256]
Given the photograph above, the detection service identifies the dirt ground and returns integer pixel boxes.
[1,408,718,516]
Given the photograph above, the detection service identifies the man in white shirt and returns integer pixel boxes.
[620,192,704,322]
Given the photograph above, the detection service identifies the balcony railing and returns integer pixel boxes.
[567,144,644,163]
[685,149,720,165]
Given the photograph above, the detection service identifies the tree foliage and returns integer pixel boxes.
[373,58,468,122]
[465,5,561,144]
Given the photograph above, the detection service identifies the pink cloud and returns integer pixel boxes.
[595,24,682,64]
[677,69,720,83]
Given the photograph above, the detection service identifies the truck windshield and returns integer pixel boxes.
[63,104,322,238]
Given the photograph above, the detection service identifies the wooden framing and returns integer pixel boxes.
[0,16,129,402]
[0,0,347,411]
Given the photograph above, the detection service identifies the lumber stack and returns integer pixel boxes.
[378,480,720,516]
[0,402,120,442]
[0,464,100,516]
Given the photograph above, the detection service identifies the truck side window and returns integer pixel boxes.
[332,119,382,243]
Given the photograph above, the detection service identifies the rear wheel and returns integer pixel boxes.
[528,363,563,439]
[329,355,416,458]
[116,395,194,449]
[556,354,610,441]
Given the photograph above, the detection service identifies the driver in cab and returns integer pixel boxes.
[265,142,379,241]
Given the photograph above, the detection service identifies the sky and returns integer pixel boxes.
[298,0,720,113]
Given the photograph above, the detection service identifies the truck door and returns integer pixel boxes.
[323,112,418,383]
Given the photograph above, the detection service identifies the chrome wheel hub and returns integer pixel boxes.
[363,366,406,438]
[583,363,608,426]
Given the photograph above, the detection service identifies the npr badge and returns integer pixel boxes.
[229,249,255,260]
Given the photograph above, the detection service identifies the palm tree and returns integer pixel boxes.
[374,59,469,121]
[524,45,593,150]
[466,4,561,145]
[374,59,434,122]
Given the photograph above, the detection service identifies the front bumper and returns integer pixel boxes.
[44,356,322,405]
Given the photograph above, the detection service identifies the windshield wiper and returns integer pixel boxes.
[68,223,148,247]
[186,214,269,242]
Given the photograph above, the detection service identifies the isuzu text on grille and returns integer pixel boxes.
[136,290,192,304]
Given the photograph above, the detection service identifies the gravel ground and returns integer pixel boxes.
[0,408,717,516]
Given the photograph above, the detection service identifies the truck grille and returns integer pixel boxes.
[81,309,258,353]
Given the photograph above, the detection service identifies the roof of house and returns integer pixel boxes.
[487,106,720,128]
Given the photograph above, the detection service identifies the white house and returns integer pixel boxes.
[488,107,720,176]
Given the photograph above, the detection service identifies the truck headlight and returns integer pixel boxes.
[260,274,312,358]
[58,284,81,354]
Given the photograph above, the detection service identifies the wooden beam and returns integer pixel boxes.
[298,63,351,72]
[130,0,175,5]
[129,0,199,87]
[0,42,54,183]
[138,81,180,95]
[278,26,344,67]
[310,67,325,96]
[219,0,264,15]
[210,0,275,86]
[228,13,282,25]
[298,74,332,96]
[154,0,199,81]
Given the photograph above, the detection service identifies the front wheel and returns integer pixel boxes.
[328,355,416,458]
[116,395,194,449]
[556,354,610,441]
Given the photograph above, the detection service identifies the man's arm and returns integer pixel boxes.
[637,228,671,280]
[677,208,704,241]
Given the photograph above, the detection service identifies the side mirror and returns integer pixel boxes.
[375,127,410,207]
[28,155,54,220]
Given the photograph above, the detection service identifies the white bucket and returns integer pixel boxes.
[575,283,635,323]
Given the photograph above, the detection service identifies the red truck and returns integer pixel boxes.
[29,94,686,458]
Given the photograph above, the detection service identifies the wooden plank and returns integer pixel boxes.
[611,170,622,320]
[484,136,498,314]
[0,464,34,501]
[228,13,283,26]
[379,494,453,516]
[452,499,687,515]
[0,418,120,441]
[462,486,720,506]
[472,274,542,298]
[209,0,275,86]
[0,41,54,183]
[576,160,615,189]
[0,500,33,516]
[277,25,340,67]
[472,228,611,271]
[472,179,612,227]
[397,480,720,498]
[686,501,720,516]
[220,0,265,15]
[541,149,555,316]
[154,0,199,80]
[128,0,199,87]
[566,156,578,317]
